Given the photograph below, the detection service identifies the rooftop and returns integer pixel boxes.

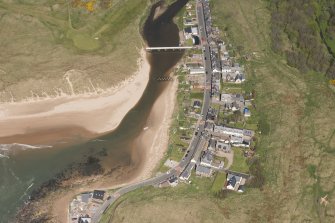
[92,190,105,200]
[196,165,212,174]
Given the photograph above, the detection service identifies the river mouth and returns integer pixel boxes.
[0,0,188,221]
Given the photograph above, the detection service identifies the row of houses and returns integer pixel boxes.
[202,0,247,103]
[192,1,250,193]
[212,125,254,148]
[201,0,222,100]
[178,1,250,194]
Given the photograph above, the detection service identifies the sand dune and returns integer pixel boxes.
[0,50,150,140]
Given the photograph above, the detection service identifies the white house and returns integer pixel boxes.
[214,126,244,137]
[230,135,244,144]
[189,67,205,74]
[191,26,199,35]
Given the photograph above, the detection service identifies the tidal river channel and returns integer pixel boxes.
[0,0,189,221]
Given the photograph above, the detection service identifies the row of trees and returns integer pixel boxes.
[269,0,335,78]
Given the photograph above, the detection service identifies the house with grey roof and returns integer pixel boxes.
[180,170,191,181]
[200,150,213,168]
[195,165,212,177]
[80,193,91,203]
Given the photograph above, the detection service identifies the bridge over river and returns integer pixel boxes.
[146,46,195,52]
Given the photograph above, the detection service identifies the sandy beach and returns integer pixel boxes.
[48,77,178,222]
[0,49,150,142]
[133,77,178,180]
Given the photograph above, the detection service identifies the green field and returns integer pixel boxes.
[230,148,249,173]
[100,172,259,223]
[211,172,227,194]
[190,90,204,100]
[0,0,150,102]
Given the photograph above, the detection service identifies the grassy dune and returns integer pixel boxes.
[211,0,335,221]
[0,0,150,102]
[100,0,335,222]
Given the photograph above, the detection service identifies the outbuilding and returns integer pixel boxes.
[93,190,105,200]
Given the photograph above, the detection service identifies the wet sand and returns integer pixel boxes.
[0,49,150,143]
[49,77,178,222]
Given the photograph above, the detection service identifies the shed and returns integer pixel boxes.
[93,190,105,200]
[243,108,251,117]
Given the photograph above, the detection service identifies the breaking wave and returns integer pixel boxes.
[0,154,9,159]
[0,143,53,158]
[0,143,52,151]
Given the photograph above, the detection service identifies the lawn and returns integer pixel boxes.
[211,172,227,194]
[221,86,242,94]
[166,144,185,162]
[230,148,249,173]
[190,91,204,100]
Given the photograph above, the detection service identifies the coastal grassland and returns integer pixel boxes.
[211,0,335,221]
[100,174,258,223]
[101,0,335,222]
[0,0,150,102]
[100,176,264,223]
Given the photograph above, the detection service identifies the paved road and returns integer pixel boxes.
[90,1,212,222]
